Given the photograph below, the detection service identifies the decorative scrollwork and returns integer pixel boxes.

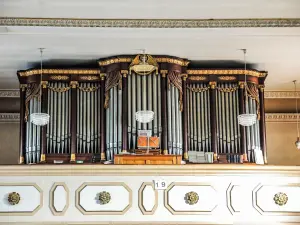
[187,86,209,93]
[216,85,238,93]
[50,75,69,80]
[80,76,99,81]
[189,76,207,81]
[184,191,199,205]
[273,192,288,206]
[48,86,71,93]
[78,86,100,92]
[98,191,111,205]
[8,192,21,205]
[218,76,236,81]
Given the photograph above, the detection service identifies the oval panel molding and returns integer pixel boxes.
[49,182,69,216]
[0,183,43,216]
[253,183,300,216]
[138,182,158,215]
[75,182,132,215]
[164,182,217,215]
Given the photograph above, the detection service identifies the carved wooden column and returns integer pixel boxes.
[238,81,247,162]
[70,81,78,163]
[182,74,188,160]
[19,84,27,164]
[259,84,267,164]
[209,81,218,162]
[40,81,48,163]
[121,70,128,153]
[161,70,168,155]
[100,73,106,161]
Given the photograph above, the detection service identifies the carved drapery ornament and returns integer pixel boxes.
[104,70,122,109]
[25,83,40,122]
[246,83,260,120]
[168,71,183,111]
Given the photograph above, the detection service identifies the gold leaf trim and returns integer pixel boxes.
[50,75,69,80]
[18,69,100,77]
[189,76,207,81]
[218,76,236,81]
[188,69,267,77]
[79,76,99,81]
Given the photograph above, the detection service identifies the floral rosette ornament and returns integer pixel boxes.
[185,191,199,205]
[8,192,21,205]
[98,191,111,205]
[273,192,288,206]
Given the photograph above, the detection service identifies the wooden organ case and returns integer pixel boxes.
[17,55,267,164]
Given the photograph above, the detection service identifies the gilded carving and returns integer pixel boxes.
[121,70,129,77]
[160,70,168,78]
[41,81,48,89]
[100,73,106,80]
[98,191,111,205]
[265,113,300,123]
[79,76,99,81]
[181,74,188,81]
[258,84,265,92]
[188,69,266,78]
[70,153,76,162]
[8,192,21,205]
[19,69,100,77]
[273,192,288,206]
[189,76,207,81]
[239,81,245,89]
[209,81,217,89]
[218,76,236,81]
[40,154,46,162]
[50,75,69,80]
[70,81,78,89]
[19,84,27,92]
[185,191,199,205]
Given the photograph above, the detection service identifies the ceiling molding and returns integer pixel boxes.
[265,113,300,123]
[264,91,300,99]
[1,17,300,28]
[0,113,20,123]
[0,89,19,98]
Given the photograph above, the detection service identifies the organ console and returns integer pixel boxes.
[17,54,267,165]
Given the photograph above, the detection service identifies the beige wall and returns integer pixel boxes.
[0,123,19,164]
[0,121,300,166]
[266,122,300,166]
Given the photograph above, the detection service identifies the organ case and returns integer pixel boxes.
[17,55,267,164]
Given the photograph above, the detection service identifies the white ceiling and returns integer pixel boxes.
[1,0,300,90]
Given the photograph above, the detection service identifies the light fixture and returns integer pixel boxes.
[30,48,50,126]
[129,49,158,75]
[237,49,257,127]
[293,80,300,150]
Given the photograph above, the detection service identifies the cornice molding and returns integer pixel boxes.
[0,89,19,97]
[0,113,20,123]
[18,69,100,77]
[1,164,300,176]
[264,91,300,99]
[188,69,267,77]
[265,113,300,123]
[1,17,300,28]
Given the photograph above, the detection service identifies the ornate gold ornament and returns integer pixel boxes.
[189,76,207,81]
[187,69,266,78]
[121,70,129,77]
[209,81,217,89]
[19,84,27,91]
[8,192,21,205]
[19,156,24,164]
[41,81,48,89]
[216,85,238,93]
[98,191,111,205]
[238,81,245,89]
[184,191,199,205]
[160,70,168,78]
[129,53,158,75]
[258,84,265,92]
[273,192,288,206]
[48,86,71,93]
[78,86,100,92]
[40,154,46,162]
[100,73,106,80]
[181,74,188,81]
[70,81,78,89]
[50,75,69,80]
[218,76,236,81]
[18,69,100,77]
[70,153,76,162]
[80,76,99,81]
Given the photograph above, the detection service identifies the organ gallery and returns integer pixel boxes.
[17,54,267,165]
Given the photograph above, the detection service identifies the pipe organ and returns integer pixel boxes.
[17,55,267,165]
